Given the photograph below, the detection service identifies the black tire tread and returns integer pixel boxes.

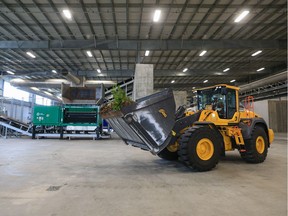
[240,126,268,163]
[178,126,221,171]
[157,147,178,161]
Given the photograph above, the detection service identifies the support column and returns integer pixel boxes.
[29,93,36,123]
[0,79,4,96]
[133,64,154,100]
[0,79,4,115]
[173,91,188,109]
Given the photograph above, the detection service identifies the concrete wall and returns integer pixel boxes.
[254,100,269,127]
[173,91,188,109]
[254,99,287,132]
[268,100,287,133]
[133,64,154,100]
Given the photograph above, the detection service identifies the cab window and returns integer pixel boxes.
[226,89,236,119]
[197,86,236,119]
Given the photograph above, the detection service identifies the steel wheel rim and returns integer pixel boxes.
[196,138,214,160]
[167,141,178,152]
[256,136,265,154]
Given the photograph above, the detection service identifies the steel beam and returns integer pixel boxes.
[0,39,286,50]
[2,3,285,9]
[5,66,285,78]
[153,82,246,89]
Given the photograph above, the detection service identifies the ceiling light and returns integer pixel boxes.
[85,80,116,85]
[97,69,101,73]
[203,80,208,83]
[214,72,223,75]
[234,10,250,23]
[31,87,40,91]
[223,68,230,72]
[52,70,57,74]
[145,50,150,56]
[45,79,69,83]
[10,78,25,83]
[199,50,207,56]
[26,52,36,58]
[183,68,188,72]
[153,10,161,22]
[63,9,72,19]
[171,80,175,83]
[6,70,15,75]
[257,67,265,72]
[86,50,93,57]
[44,91,52,96]
[251,50,262,56]
[230,79,236,83]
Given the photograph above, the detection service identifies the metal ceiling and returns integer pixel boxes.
[0,0,287,99]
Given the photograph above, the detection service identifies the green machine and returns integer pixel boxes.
[32,105,103,139]
[33,106,62,126]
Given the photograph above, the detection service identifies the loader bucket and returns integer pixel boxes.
[101,89,176,154]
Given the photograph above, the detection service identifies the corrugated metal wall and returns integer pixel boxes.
[0,98,31,124]
[268,100,287,133]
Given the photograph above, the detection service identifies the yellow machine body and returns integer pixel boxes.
[175,84,274,152]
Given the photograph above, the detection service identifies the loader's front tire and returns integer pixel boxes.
[178,126,221,171]
[157,146,178,161]
[240,126,268,163]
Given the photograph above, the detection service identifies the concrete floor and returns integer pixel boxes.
[0,134,287,216]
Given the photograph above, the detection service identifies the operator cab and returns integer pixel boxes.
[197,85,238,119]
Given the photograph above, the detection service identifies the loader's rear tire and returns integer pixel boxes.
[178,126,221,171]
[157,146,178,161]
[240,126,268,163]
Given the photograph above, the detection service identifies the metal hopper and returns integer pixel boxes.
[101,89,176,154]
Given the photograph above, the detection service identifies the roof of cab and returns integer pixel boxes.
[196,84,240,91]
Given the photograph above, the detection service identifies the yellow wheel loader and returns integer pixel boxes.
[101,84,274,172]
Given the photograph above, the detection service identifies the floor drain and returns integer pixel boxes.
[46,185,62,191]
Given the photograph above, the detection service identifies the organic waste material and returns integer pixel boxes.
[100,86,134,116]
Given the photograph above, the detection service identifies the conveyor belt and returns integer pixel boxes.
[0,115,32,137]
[0,115,111,140]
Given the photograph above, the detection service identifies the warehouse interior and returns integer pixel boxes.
[0,1,287,216]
